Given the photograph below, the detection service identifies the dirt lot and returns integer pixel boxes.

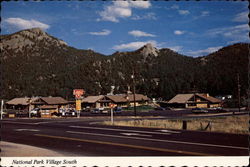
[103,114,249,134]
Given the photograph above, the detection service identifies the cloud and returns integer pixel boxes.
[4,17,50,30]
[201,11,210,17]
[129,1,151,8]
[113,40,157,50]
[89,29,111,36]
[99,5,131,22]
[168,46,183,52]
[98,1,151,22]
[171,5,179,10]
[178,10,190,15]
[129,30,156,37]
[131,12,157,20]
[187,46,223,57]
[207,24,249,43]
[174,30,185,35]
[232,11,248,22]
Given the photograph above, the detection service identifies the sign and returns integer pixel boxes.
[109,103,117,108]
[76,99,81,111]
[73,89,85,99]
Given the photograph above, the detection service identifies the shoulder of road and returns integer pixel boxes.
[1,141,66,157]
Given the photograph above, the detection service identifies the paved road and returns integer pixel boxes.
[1,117,248,156]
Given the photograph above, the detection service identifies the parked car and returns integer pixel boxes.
[113,107,122,113]
[215,107,228,113]
[91,108,101,114]
[16,110,29,117]
[154,106,166,110]
[191,108,208,113]
[102,108,110,114]
[30,108,41,117]
[209,107,228,113]
[51,112,61,117]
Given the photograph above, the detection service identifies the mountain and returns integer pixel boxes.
[196,43,249,97]
[0,28,249,102]
[0,28,104,99]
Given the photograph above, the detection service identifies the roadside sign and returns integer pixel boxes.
[76,99,81,111]
[73,89,85,99]
[109,103,117,108]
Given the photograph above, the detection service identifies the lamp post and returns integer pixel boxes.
[131,71,137,117]
[237,73,241,113]
[1,100,3,120]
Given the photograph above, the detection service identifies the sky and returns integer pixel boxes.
[1,1,249,57]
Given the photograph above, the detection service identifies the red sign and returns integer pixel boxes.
[73,89,85,99]
[109,103,117,108]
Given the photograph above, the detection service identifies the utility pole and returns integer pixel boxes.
[1,100,3,120]
[131,70,137,117]
[237,73,241,113]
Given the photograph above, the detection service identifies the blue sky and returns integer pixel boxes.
[1,1,249,57]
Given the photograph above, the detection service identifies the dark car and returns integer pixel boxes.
[192,108,208,113]
[154,106,165,110]
[113,107,122,113]
[214,107,228,113]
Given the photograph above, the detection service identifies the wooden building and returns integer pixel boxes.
[6,97,39,111]
[167,93,222,108]
[106,94,149,107]
[31,97,68,117]
[81,94,149,109]
[81,95,110,109]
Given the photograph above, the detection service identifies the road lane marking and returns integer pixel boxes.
[2,121,37,125]
[89,122,100,125]
[156,130,181,133]
[66,130,248,150]
[69,126,171,135]
[120,133,152,137]
[35,133,213,156]
[15,129,40,132]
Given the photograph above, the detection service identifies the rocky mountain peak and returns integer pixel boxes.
[140,43,159,58]
[0,28,67,52]
[21,27,47,36]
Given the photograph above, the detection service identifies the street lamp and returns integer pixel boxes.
[131,72,137,117]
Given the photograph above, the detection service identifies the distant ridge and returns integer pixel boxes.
[1,28,248,101]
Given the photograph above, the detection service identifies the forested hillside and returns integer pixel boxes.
[0,28,248,100]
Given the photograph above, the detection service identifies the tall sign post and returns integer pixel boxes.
[237,73,241,113]
[73,89,85,118]
[1,100,4,120]
[109,103,116,125]
[131,71,137,117]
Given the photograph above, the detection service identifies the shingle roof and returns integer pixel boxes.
[82,95,105,103]
[40,97,68,105]
[106,95,127,103]
[168,93,221,104]
[196,94,221,103]
[6,97,39,105]
[168,94,194,103]
[106,94,149,103]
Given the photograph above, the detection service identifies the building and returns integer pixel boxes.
[6,97,39,111]
[81,95,110,109]
[81,94,149,109]
[31,97,68,117]
[106,94,149,107]
[167,93,222,108]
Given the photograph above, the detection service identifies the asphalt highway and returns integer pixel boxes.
[1,117,249,156]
